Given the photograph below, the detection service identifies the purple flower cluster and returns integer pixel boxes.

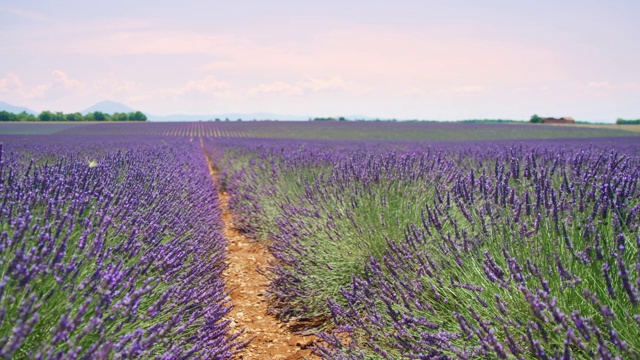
[0,138,242,359]
[217,137,640,358]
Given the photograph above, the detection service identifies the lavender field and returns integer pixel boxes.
[1,121,640,359]
[0,137,242,358]
[1,121,639,141]
[207,134,640,358]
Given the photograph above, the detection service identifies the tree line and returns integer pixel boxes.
[616,118,640,125]
[0,110,147,122]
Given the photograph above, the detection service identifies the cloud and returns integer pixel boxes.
[0,73,22,93]
[40,70,86,100]
[249,77,362,96]
[68,31,241,55]
[160,76,232,98]
[580,81,640,96]
[91,74,144,99]
[52,70,84,90]
[0,70,85,100]
[452,85,486,94]
[586,81,613,90]
[3,8,53,23]
[0,72,47,98]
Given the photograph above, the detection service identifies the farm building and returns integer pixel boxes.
[542,117,575,124]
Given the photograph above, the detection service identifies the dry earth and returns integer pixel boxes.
[202,144,319,359]
[219,191,318,359]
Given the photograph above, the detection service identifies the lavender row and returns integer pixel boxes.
[0,139,242,359]
[4,121,637,141]
[213,138,640,358]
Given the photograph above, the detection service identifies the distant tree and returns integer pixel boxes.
[38,111,54,122]
[616,118,640,125]
[65,112,83,122]
[236,118,242,122]
[17,111,36,122]
[530,114,543,123]
[225,118,230,121]
[215,118,221,122]
[0,110,155,122]
[0,111,18,122]
[111,112,129,121]
[89,111,107,121]
[338,117,347,121]
[128,111,147,121]
[53,112,66,122]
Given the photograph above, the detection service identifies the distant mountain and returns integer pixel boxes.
[0,101,36,114]
[82,101,136,115]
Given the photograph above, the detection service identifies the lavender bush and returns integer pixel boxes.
[215,138,640,358]
[0,139,242,359]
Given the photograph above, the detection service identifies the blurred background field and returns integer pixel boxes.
[2,121,640,140]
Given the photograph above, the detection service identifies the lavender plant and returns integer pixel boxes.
[0,139,242,359]
[217,138,640,358]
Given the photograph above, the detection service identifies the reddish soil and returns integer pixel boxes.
[219,191,318,359]
[203,146,319,359]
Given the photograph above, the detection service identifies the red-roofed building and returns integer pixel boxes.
[542,117,575,124]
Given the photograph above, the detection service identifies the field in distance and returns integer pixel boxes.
[1,121,640,141]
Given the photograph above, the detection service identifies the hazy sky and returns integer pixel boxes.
[1,0,639,121]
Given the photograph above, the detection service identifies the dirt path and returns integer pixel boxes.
[202,145,318,359]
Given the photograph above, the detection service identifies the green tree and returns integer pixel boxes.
[128,111,147,121]
[112,112,129,121]
[65,112,83,122]
[0,111,18,122]
[17,111,36,122]
[38,111,54,121]
[92,111,108,121]
[616,118,640,125]
[52,112,66,122]
[530,114,543,123]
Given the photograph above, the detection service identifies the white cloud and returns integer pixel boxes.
[587,81,613,90]
[38,70,86,100]
[586,81,640,91]
[0,73,22,93]
[0,72,47,98]
[452,85,486,94]
[248,81,294,95]
[52,70,84,90]
[160,76,232,98]
[67,31,241,56]
[249,76,362,96]
[578,81,640,98]
[3,8,53,23]
[90,74,144,99]
[0,71,85,100]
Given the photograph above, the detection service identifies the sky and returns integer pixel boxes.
[1,0,639,121]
